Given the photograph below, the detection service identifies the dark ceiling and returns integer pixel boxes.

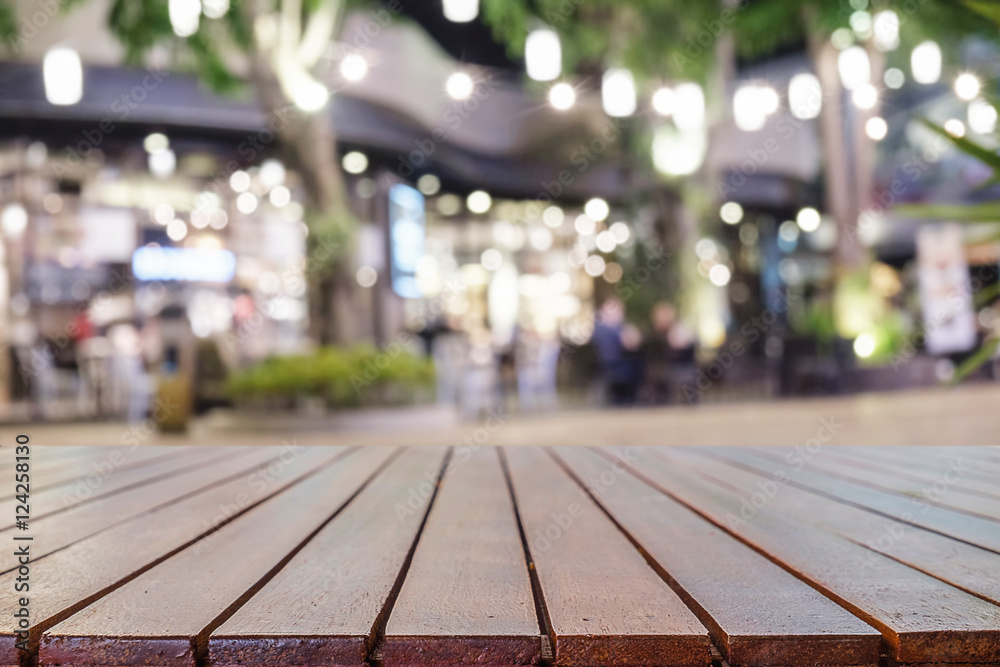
[392,0,522,73]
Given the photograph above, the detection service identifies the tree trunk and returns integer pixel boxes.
[244,19,354,346]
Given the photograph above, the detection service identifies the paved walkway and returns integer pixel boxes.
[3,384,998,447]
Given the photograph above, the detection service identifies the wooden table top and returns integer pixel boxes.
[2,443,998,667]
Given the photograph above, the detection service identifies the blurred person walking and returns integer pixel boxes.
[592,298,644,406]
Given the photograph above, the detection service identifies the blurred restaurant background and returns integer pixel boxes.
[1,0,1000,428]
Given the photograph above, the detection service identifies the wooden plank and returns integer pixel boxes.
[383,446,541,666]
[504,446,709,667]
[0,446,248,529]
[661,447,1000,607]
[626,448,1000,665]
[825,447,1000,501]
[0,446,201,500]
[40,447,396,667]
[711,448,1000,554]
[0,445,346,667]
[210,446,449,667]
[745,446,1000,521]
[861,447,1000,488]
[0,446,280,570]
[552,447,881,667]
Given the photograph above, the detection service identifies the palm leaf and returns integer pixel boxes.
[951,337,1000,384]
[894,202,1000,222]
[920,118,1000,173]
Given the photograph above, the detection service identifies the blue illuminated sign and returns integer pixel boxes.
[389,183,426,299]
[132,247,237,283]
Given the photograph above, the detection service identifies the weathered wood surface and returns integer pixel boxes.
[1,444,996,667]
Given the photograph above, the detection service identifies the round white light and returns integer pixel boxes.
[269,185,291,207]
[356,266,378,287]
[831,28,854,50]
[873,10,899,51]
[584,254,606,277]
[1,204,28,237]
[944,118,966,138]
[852,83,878,110]
[202,0,229,19]
[969,99,998,135]
[169,0,200,36]
[148,149,176,179]
[733,84,769,132]
[294,80,329,111]
[865,116,888,141]
[788,73,822,120]
[720,202,744,224]
[911,41,942,85]
[574,214,596,236]
[153,204,175,225]
[259,159,285,187]
[543,205,565,228]
[850,10,872,39]
[443,0,478,23]
[838,46,871,90]
[602,68,637,118]
[884,68,905,89]
[673,83,706,131]
[609,221,630,243]
[548,82,576,110]
[652,87,676,116]
[342,151,368,174]
[340,53,368,82]
[796,207,821,232]
[529,227,553,251]
[467,190,492,214]
[854,333,876,358]
[526,28,561,82]
[779,220,801,242]
[954,73,980,101]
[481,248,502,270]
[695,238,717,260]
[417,174,441,195]
[709,264,732,287]
[230,170,251,192]
[166,218,188,241]
[143,133,169,154]
[595,230,617,253]
[584,197,609,222]
[236,192,258,214]
[446,72,474,100]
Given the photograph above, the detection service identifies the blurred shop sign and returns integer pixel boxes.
[79,209,138,263]
[132,247,236,283]
[388,183,425,299]
[916,224,977,355]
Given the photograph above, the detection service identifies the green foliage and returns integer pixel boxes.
[226,344,436,408]
[0,1,17,48]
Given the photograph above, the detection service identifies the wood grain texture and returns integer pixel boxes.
[40,447,395,667]
[638,448,1000,665]
[0,447,276,571]
[0,446,249,531]
[210,446,449,667]
[821,448,1000,501]
[673,447,1000,607]
[744,447,1000,522]
[0,446,346,666]
[553,447,881,667]
[504,447,709,667]
[383,446,541,666]
[708,448,1000,554]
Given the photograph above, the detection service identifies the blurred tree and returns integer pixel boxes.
[0,0,377,343]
